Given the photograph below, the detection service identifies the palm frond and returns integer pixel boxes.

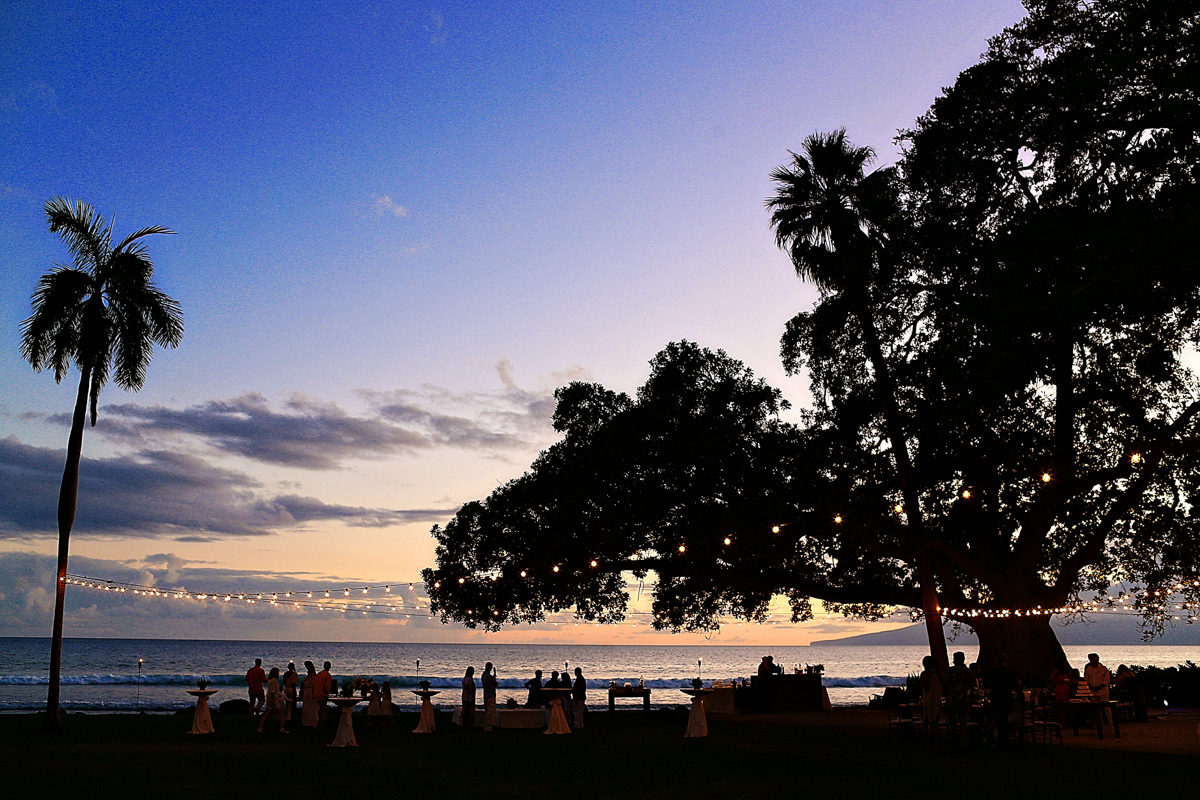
[27,198,183,419]
[43,197,111,273]
[114,225,176,255]
[19,268,93,379]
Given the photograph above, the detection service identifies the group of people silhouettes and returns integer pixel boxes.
[247,658,591,734]
[504,665,588,730]
[917,651,1116,748]
[246,658,394,734]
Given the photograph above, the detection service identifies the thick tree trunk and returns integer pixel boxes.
[916,555,949,673]
[45,365,90,732]
[971,615,1068,685]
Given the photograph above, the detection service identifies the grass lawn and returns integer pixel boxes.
[4,708,1193,799]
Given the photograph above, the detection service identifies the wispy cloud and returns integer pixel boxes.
[78,364,565,470]
[372,195,408,218]
[0,436,455,540]
[92,393,428,470]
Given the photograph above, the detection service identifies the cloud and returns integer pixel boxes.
[372,195,408,218]
[85,371,561,470]
[0,435,456,540]
[362,360,561,452]
[95,393,428,469]
[426,11,446,45]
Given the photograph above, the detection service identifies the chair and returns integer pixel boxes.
[1032,702,1064,744]
[1014,699,1038,744]
[886,705,921,741]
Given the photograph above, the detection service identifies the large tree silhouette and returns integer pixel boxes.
[766,130,948,671]
[21,198,183,731]
[422,0,1200,680]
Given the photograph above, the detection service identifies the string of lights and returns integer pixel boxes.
[62,572,914,628]
[63,574,436,617]
[941,579,1200,622]
[64,565,1198,627]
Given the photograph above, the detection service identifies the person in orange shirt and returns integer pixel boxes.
[246,658,266,716]
[315,661,333,727]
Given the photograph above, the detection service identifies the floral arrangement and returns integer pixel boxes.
[353,676,376,693]
[196,678,209,690]
[691,677,703,690]
[417,680,432,690]
[505,697,518,709]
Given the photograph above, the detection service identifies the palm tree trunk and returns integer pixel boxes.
[45,363,90,732]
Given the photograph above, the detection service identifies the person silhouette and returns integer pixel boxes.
[482,663,498,731]
[572,667,587,729]
[461,666,477,730]
[246,658,266,716]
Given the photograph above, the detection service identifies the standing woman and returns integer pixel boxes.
[366,680,383,726]
[283,662,299,723]
[257,666,288,734]
[461,666,477,730]
[301,661,319,730]
[380,680,394,726]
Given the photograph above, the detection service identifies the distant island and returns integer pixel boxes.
[813,614,1200,647]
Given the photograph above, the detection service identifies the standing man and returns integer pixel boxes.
[984,653,1020,746]
[524,669,544,709]
[482,662,498,732]
[943,651,974,749]
[246,658,266,716]
[572,667,587,729]
[316,661,333,728]
[1084,653,1113,726]
[461,665,477,730]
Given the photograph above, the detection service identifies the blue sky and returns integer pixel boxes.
[0,0,1031,642]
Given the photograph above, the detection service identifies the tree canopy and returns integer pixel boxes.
[423,0,1200,679]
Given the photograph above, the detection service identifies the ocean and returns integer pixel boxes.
[3,638,1198,713]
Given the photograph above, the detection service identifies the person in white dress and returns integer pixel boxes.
[301,661,319,730]
[257,667,288,734]
[1085,653,1113,725]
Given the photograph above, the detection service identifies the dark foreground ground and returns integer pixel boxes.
[3,707,1195,799]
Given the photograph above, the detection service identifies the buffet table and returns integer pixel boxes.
[607,686,651,711]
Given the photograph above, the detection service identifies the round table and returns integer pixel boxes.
[328,697,362,747]
[681,688,714,738]
[185,689,218,735]
[412,690,440,733]
[541,687,573,735]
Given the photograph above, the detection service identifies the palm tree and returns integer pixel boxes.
[20,198,183,731]
[767,131,948,671]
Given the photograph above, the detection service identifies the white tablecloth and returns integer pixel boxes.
[188,692,215,735]
[544,698,571,735]
[684,696,708,738]
[413,696,437,733]
[330,705,358,747]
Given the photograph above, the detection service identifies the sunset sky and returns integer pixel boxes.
[0,0,1029,643]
